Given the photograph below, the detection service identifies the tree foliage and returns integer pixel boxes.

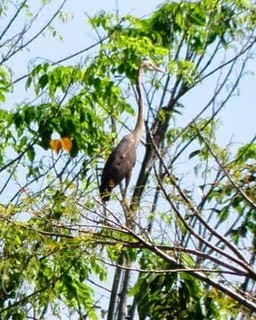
[0,0,256,319]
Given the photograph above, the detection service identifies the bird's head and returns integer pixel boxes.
[139,59,164,73]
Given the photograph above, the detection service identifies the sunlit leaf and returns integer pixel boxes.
[0,92,6,102]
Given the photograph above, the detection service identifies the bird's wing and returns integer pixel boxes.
[111,134,137,166]
[102,135,136,183]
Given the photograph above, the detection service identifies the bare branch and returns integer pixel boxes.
[0,0,28,43]
[196,127,256,211]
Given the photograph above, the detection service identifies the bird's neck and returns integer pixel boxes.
[133,67,144,145]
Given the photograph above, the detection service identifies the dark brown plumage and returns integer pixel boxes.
[99,61,163,202]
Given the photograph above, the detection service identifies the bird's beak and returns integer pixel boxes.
[154,66,165,73]
[150,64,165,73]
[142,60,166,73]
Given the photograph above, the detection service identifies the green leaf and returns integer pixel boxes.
[237,143,256,162]
[13,113,23,129]
[27,147,35,162]
[38,74,49,89]
[25,76,32,89]
[0,91,6,102]
[189,149,201,159]
[23,107,35,125]
[218,206,229,223]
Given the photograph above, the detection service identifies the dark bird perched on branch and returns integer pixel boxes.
[99,60,163,202]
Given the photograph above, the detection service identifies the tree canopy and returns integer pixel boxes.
[0,0,256,319]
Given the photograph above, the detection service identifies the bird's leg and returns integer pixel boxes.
[121,174,131,205]
[119,182,125,201]
[122,174,135,227]
[120,183,129,210]
[99,200,109,226]
[102,200,107,218]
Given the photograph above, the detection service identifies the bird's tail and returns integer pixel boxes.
[99,185,112,202]
[100,178,117,202]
